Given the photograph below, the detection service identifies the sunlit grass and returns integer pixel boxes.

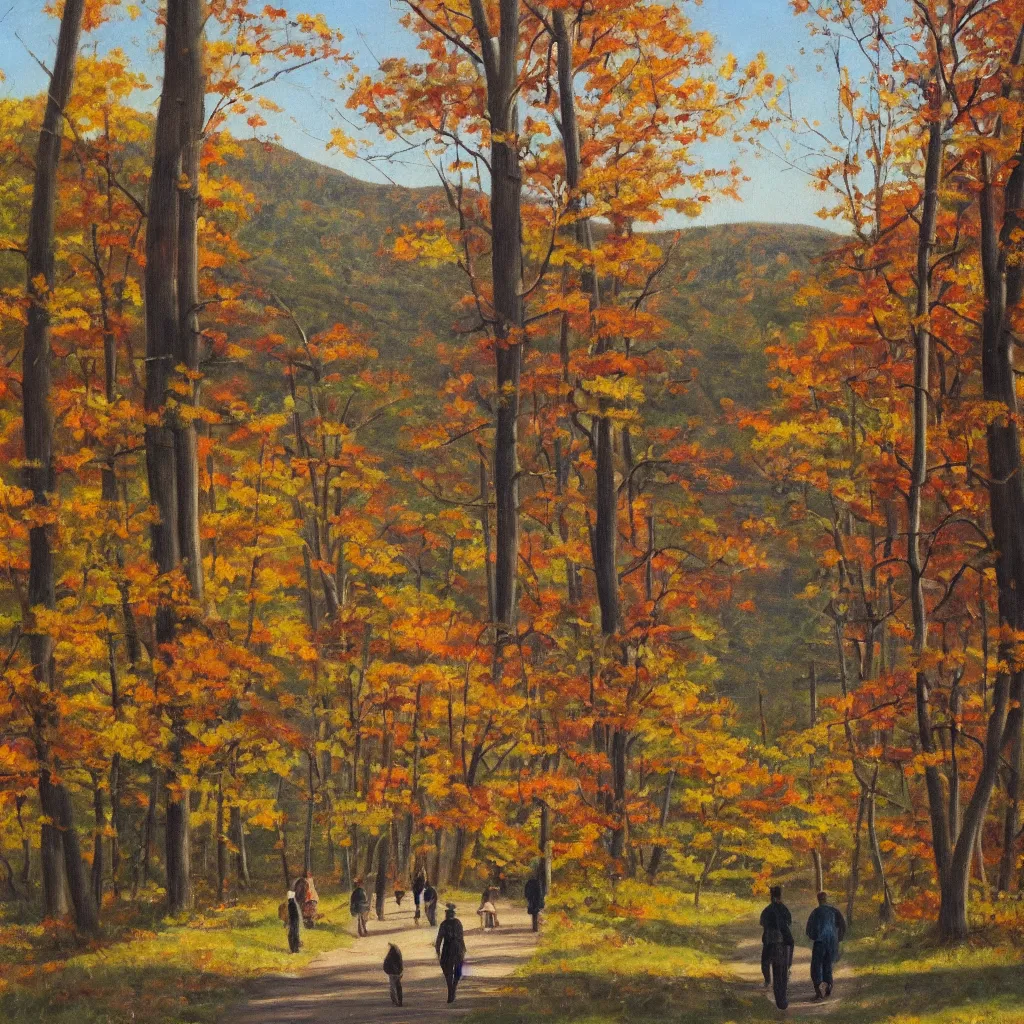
[471,882,1024,1024]
[471,882,776,1024]
[0,892,353,1024]
[826,919,1024,1024]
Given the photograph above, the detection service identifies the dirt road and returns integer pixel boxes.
[225,895,537,1023]
[727,899,854,1016]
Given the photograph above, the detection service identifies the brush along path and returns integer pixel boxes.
[226,894,537,1023]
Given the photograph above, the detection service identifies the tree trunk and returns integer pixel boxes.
[142,767,159,884]
[41,822,67,919]
[812,850,824,894]
[866,783,895,923]
[91,778,106,914]
[470,0,524,642]
[980,105,1024,900]
[216,781,226,900]
[22,0,96,934]
[144,0,206,918]
[998,703,1022,892]
[647,770,675,882]
[39,769,98,931]
[230,805,250,888]
[846,788,866,928]
[304,750,315,875]
[276,778,291,889]
[375,824,390,920]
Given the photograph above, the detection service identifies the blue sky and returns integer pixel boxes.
[0,0,832,227]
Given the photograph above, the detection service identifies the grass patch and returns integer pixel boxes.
[826,920,1024,1024]
[0,892,353,1024]
[475,882,1024,1024]
[473,881,777,1024]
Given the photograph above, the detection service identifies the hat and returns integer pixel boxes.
[446,902,457,910]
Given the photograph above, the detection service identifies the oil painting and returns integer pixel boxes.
[0,0,1022,1021]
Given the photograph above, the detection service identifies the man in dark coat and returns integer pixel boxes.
[759,885,794,1010]
[350,877,370,937]
[524,873,545,932]
[423,881,439,926]
[383,942,404,1006]
[805,890,847,999]
[413,867,427,923]
[286,890,302,953]
[435,903,466,1004]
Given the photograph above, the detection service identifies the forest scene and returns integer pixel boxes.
[1,0,1024,1021]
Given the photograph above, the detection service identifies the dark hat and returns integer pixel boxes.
[446,902,457,910]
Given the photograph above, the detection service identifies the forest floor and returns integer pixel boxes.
[2,883,1024,1023]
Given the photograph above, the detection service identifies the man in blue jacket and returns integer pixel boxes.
[805,890,847,1000]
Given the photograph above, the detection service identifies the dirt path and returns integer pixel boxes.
[224,895,537,1023]
[726,900,854,1016]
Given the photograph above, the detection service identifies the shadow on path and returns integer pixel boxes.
[223,896,537,1024]
[724,899,853,1017]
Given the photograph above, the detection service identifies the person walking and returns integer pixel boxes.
[524,871,545,933]
[383,942,404,1007]
[805,890,847,1000]
[435,902,466,1004]
[286,890,302,953]
[423,880,439,926]
[293,870,319,929]
[478,885,499,929]
[759,885,794,1010]
[413,866,427,923]
[350,877,371,937]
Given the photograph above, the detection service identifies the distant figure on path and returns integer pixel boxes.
[435,902,466,1004]
[423,880,439,926]
[760,885,794,1010]
[478,885,500,929]
[350,877,370,937]
[394,886,406,907]
[524,871,545,932]
[805,890,847,1000]
[293,870,318,929]
[383,942,404,1007]
[413,866,427,923]
[286,890,302,953]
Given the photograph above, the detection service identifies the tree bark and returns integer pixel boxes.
[231,804,250,888]
[216,779,226,900]
[469,0,524,642]
[22,0,96,933]
[145,0,206,917]
[979,68,1024,898]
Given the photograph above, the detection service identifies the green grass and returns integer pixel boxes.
[0,892,353,1024]
[471,881,778,1024]
[469,882,1024,1024]
[4,882,1023,1024]
[824,920,1024,1024]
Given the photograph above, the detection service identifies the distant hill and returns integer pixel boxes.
[227,141,838,405]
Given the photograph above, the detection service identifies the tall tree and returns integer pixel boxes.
[144,0,207,914]
[22,0,98,932]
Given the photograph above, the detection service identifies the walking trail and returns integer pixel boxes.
[725,897,855,1016]
[225,895,537,1024]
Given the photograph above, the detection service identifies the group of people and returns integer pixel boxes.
[381,900,467,1007]
[380,869,547,1008]
[759,886,847,1009]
